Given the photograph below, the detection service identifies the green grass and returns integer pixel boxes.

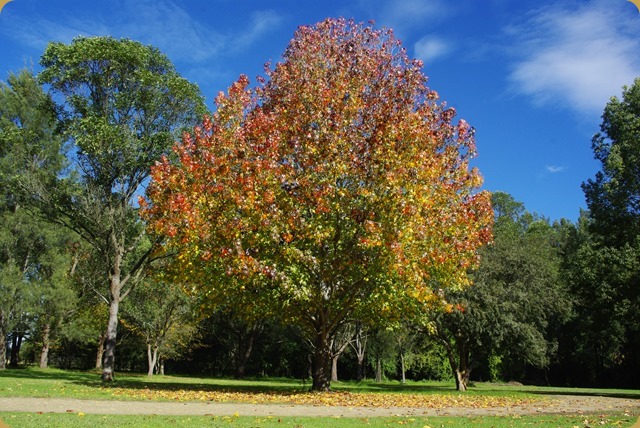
[1,412,638,428]
[1,367,639,401]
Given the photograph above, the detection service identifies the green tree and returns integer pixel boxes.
[0,70,70,369]
[583,77,640,247]
[20,37,205,381]
[432,192,570,391]
[571,78,640,385]
[562,220,640,385]
[121,276,197,376]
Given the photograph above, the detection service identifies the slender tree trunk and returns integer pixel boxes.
[350,323,367,381]
[102,242,126,382]
[331,354,339,382]
[95,332,106,370]
[0,314,6,370]
[399,350,406,384]
[329,327,353,383]
[147,343,158,376]
[234,323,258,379]
[375,357,382,382]
[101,294,120,381]
[159,357,165,375]
[39,323,51,369]
[9,332,23,367]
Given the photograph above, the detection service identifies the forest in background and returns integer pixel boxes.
[1,20,639,391]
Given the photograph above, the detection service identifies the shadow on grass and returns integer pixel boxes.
[0,367,458,396]
[0,367,309,395]
[2,368,638,400]
[0,367,102,385]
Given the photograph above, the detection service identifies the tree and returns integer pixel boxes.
[208,311,264,379]
[432,192,570,391]
[143,18,492,391]
[349,321,369,382]
[121,276,196,376]
[583,77,640,247]
[20,37,205,381]
[571,78,640,386]
[368,328,397,382]
[0,69,69,369]
[391,321,420,384]
[562,222,640,386]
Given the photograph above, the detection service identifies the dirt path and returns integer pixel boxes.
[0,395,638,417]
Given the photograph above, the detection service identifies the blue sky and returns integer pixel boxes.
[1,0,639,221]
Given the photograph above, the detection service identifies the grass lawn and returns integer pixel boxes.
[0,412,638,428]
[0,367,638,427]
[0,367,538,403]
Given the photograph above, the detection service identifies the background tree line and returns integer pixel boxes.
[1,29,638,390]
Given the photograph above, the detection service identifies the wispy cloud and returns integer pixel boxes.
[1,0,283,65]
[357,0,449,32]
[507,0,640,115]
[414,35,452,64]
[236,10,284,48]
[546,165,567,174]
[117,0,225,63]
[1,14,109,50]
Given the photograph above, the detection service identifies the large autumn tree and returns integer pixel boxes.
[143,18,492,391]
[21,37,205,381]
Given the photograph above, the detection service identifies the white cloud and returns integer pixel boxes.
[357,0,449,32]
[507,0,640,115]
[118,0,225,63]
[2,0,282,65]
[414,35,451,64]
[236,10,284,48]
[1,14,110,49]
[546,165,567,174]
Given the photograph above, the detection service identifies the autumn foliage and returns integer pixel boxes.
[142,18,492,391]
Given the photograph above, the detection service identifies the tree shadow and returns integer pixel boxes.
[0,367,102,386]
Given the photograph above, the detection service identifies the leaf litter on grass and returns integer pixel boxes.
[107,387,546,410]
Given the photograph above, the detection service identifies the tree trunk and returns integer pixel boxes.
[311,329,332,391]
[399,350,406,384]
[147,343,158,377]
[0,314,6,370]
[9,332,23,367]
[95,332,106,370]
[101,296,120,382]
[438,330,471,392]
[375,357,383,382]
[331,354,339,382]
[39,323,51,369]
[233,323,258,379]
[350,323,367,381]
[454,368,471,392]
[159,357,165,375]
[329,325,353,383]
